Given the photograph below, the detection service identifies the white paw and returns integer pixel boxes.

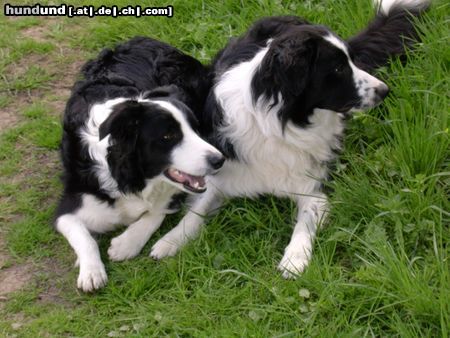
[277,246,311,279]
[150,238,181,260]
[108,235,141,262]
[77,260,107,292]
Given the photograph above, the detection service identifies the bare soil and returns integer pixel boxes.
[0,17,84,301]
[0,18,84,130]
[0,108,20,132]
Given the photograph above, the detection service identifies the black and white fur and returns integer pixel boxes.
[55,37,224,291]
[149,0,430,278]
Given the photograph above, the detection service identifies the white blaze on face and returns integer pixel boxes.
[324,34,389,110]
[349,64,388,109]
[148,99,222,176]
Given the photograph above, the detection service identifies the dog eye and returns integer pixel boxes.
[334,64,345,73]
[162,132,179,141]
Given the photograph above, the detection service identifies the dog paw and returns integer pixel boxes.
[77,261,107,292]
[108,235,141,262]
[277,246,311,279]
[150,238,180,260]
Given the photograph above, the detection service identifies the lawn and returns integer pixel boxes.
[0,0,448,336]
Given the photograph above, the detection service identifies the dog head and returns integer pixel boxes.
[98,88,224,194]
[251,26,389,126]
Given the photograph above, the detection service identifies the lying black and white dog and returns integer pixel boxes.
[55,37,224,291]
[149,0,430,277]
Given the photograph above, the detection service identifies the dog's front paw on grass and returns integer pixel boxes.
[277,246,311,279]
[77,261,107,292]
[108,235,141,262]
[150,239,180,260]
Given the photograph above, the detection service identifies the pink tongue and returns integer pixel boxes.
[169,169,205,188]
[185,175,205,187]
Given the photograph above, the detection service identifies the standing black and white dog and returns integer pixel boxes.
[55,37,224,291]
[149,0,430,277]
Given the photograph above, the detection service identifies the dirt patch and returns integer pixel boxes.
[0,17,86,305]
[0,221,68,304]
[0,264,34,296]
[1,19,85,131]
[0,235,10,270]
[8,53,52,79]
[0,90,38,132]
[35,258,72,306]
[19,17,62,42]
[0,47,51,132]
[1,143,59,194]
[0,234,32,297]
[44,54,85,117]
[21,25,48,42]
[0,108,19,133]
[0,246,69,304]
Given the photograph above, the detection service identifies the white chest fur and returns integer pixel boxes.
[213,95,345,198]
[76,180,178,233]
[116,181,178,222]
[212,49,345,199]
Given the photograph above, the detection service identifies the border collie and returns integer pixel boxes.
[55,37,224,292]
[149,0,430,278]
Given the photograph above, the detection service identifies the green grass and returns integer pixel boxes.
[0,0,448,336]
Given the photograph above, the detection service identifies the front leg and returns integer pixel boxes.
[278,192,328,279]
[108,213,165,261]
[150,189,222,259]
[56,214,107,292]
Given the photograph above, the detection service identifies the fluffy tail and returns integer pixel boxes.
[348,0,431,71]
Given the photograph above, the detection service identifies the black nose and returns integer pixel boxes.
[207,153,225,170]
[375,83,389,101]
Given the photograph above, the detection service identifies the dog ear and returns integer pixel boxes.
[269,34,317,97]
[99,101,146,193]
[99,101,142,141]
[254,33,317,103]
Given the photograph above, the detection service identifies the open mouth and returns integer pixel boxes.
[164,168,206,193]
